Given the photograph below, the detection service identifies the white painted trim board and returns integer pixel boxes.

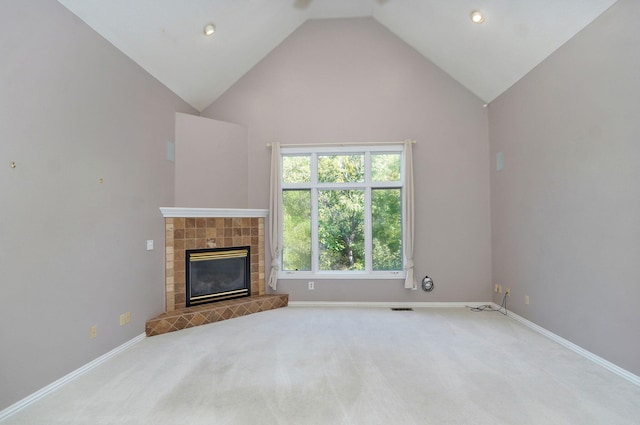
[290,301,640,387]
[0,333,146,422]
[3,302,639,422]
[159,207,268,218]
[288,301,488,308]
[504,307,640,387]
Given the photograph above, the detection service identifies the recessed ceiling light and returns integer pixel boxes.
[470,11,485,24]
[203,23,216,36]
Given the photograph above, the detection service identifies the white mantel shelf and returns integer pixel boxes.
[160,207,269,218]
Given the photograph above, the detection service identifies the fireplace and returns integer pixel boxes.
[186,246,251,306]
[147,208,288,337]
[160,209,268,312]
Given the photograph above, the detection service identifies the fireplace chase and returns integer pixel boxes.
[186,246,251,307]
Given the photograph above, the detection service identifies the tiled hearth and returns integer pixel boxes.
[145,208,288,337]
[145,294,288,336]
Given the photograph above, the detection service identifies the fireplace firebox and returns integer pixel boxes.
[185,246,251,307]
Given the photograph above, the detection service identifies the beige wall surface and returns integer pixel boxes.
[175,113,248,208]
[489,0,640,375]
[0,0,196,410]
[202,18,492,303]
[3,0,638,413]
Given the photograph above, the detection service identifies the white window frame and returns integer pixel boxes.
[278,144,406,280]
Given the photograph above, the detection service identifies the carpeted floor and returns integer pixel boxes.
[3,306,640,424]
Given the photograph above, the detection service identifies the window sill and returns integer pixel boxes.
[277,271,406,280]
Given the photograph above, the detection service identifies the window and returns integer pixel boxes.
[279,145,405,279]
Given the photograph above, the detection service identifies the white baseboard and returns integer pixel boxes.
[503,308,640,387]
[3,302,637,422]
[289,300,640,388]
[0,333,146,422]
[288,301,489,308]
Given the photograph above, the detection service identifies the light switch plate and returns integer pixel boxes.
[166,142,175,162]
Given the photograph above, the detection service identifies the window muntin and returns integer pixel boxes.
[280,145,405,279]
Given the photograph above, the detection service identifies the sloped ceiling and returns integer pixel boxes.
[57,0,618,112]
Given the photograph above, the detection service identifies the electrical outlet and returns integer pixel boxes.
[308,281,314,290]
[125,312,131,324]
[494,284,499,293]
[119,314,126,326]
[497,285,503,293]
[525,295,530,305]
[505,288,510,296]
[90,325,97,339]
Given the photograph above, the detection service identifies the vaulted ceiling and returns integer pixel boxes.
[57,0,618,112]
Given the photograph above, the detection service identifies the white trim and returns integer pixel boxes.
[279,146,405,276]
[505,309,640,387]
[278,271,406,280]
[287,301,640,388]
[4,304,637,423]
[288,301,488,308]
[160,207,268,218]
[0,333,146,422]
[269,139,415,149]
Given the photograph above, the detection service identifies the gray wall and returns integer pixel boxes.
[9,0,635,412]
[202,18,492,303]
[0,0,196,409]
[175,113,248,208]
[490,0,640,375]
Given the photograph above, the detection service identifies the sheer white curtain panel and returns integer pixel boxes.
[403,140,417,290]
[268,142,281,290]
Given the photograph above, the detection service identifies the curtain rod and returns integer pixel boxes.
[266,139,415,148]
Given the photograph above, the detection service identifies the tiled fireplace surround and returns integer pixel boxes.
[145,208,288,336]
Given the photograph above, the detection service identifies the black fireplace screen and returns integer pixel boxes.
[186,246,250,307]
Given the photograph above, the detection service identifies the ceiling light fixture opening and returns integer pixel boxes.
[470,11,485,24]
[203,23,216,36]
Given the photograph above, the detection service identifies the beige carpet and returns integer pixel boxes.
[3,306,640,424]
